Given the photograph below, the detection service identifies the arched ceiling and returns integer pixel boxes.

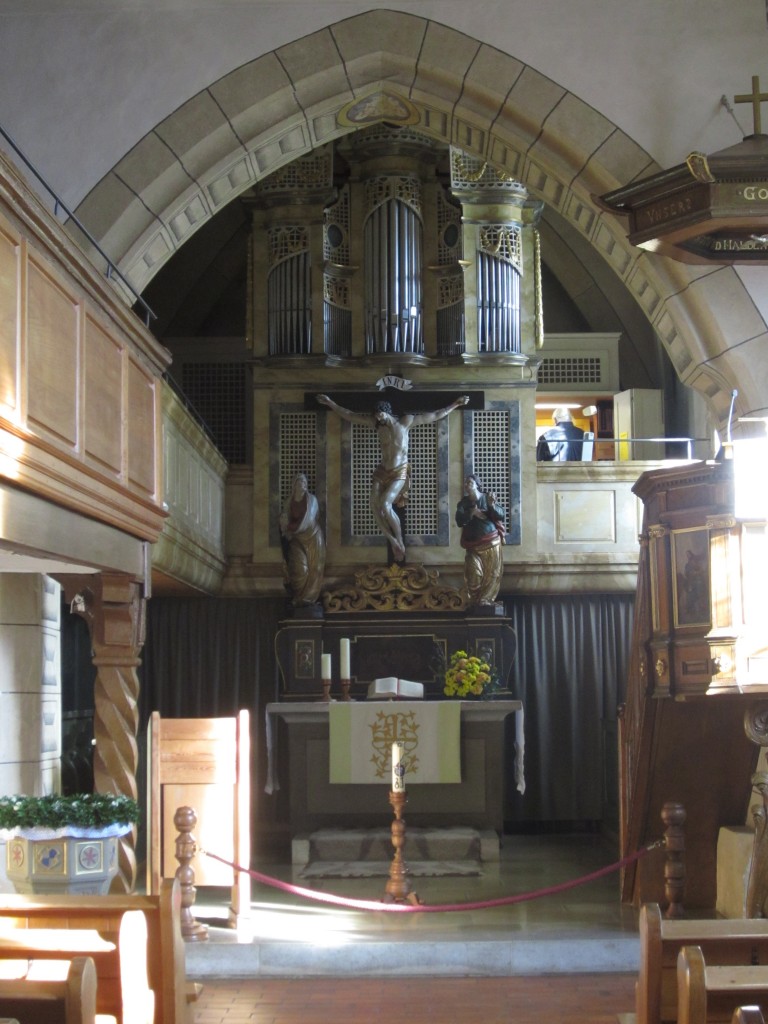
[69,9,768,425]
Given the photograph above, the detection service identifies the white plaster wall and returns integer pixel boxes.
[0,1,762,211]
[0,574,61,891]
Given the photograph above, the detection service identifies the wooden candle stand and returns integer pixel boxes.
[340,677,351,701]
[383,789,421,905]
[321,678,331,702]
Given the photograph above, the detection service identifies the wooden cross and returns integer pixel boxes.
[734,75,768,135]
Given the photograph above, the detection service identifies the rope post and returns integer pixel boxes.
[661,801,686,919]
[174,806,209,942]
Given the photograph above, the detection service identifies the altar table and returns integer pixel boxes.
[265,700,523,837]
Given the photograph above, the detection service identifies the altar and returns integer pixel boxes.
[265,700,524,838]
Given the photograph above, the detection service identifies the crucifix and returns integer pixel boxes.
[734,75,768,136]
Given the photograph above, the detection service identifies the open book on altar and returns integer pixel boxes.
[367,677,424,700]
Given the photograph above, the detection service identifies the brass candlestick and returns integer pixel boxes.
[340,677,351,701]
[383,789,421,905]
[321,678,331,701]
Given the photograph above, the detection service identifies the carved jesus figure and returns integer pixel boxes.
[317,393,469,563]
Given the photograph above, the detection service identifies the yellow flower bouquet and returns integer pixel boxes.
[443,649,494,698]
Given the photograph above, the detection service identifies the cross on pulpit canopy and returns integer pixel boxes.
[734,75,768,136]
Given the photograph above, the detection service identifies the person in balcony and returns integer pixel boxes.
[536,407,585,462]
[279,472,326,606]
[455,473,506,607]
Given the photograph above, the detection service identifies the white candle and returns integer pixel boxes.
[340,638,350,679]
[321,653,332,680]
[392,742,405,792]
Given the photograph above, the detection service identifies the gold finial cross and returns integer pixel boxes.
[734,75,768,136]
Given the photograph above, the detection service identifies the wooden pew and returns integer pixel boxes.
[0,956,98,1024]
[732,1009,766,1024]
[0,878,195,1024]
[677,945,768,1024]
[637,903,768,1024]
[0,913,149,1024]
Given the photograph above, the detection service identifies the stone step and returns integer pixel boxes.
[291,826,499,866]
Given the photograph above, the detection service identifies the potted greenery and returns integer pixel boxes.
[0,792,139,894]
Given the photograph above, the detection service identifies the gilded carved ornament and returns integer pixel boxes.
[337,92,421,128]
[706,514,738,530]
[323,562,465,613]
[655,657,668,679]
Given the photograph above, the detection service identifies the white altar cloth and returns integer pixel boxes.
[265,700,525,796]
[329,700,461,785]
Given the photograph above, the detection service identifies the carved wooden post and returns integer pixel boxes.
[174,806,208,942]
[744,705,768,917]
[57,572,145,893]
[661,801,686,919]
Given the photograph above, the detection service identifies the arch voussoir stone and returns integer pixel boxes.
[68,9,768,427]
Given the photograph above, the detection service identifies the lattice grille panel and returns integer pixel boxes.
[350,422,438,538]
[471,409,511,512]
[324,185,351,264]
[478,225,522,270]
[539,356,603,385]
[279,413,318,504]
[437,188,462,265]
[180,362,246,464]
[259,150,333,194]
[364,175,422,218]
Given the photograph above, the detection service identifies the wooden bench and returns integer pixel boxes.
[0,956,97,1024]
[732,1009,766,1024]
[0,913,150,1024]
[637,903,768,1024]
[678,946,768,1024]
[0,879,196,1024]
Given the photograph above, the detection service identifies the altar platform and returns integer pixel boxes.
[185,832,642,979]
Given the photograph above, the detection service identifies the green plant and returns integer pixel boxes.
[443,649,494,698]
[0,793,139,831]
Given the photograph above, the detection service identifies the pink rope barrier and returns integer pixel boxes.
[202,842,657,914]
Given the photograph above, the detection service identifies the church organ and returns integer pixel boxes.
[236,125,541,594]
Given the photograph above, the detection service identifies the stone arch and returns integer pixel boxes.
[72,9,768,423]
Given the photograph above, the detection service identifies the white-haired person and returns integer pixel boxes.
[536,407,585,462]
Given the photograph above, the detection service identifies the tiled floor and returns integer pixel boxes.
[193,973,637,1023]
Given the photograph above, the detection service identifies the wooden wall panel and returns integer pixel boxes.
[127,358,157,497]
[84,314,123,477]
[0,156,170,542]
[26,257,79,449]
[0,217,20,418]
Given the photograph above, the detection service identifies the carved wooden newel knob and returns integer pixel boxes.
[661,801,686,919]
[174,805,209,941]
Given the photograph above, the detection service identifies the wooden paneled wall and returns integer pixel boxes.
[0,153,170,544]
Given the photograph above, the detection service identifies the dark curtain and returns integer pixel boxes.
[137,596,287,854]
[139,596,283,722]
[504,593,634,828]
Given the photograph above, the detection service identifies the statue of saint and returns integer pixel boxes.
[317,393,469,562]
[455,473,506,606]
[279,473,326,605]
